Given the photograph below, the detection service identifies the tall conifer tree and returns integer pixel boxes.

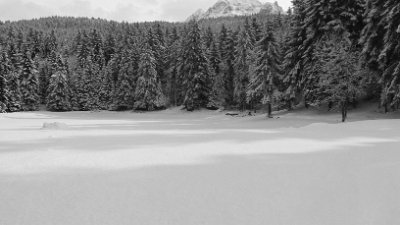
[247,30,281,117]
[19,47,39,111]
[181,20,212,111]
[46,71,71,112]
[234,27,253,111]
[134,43,166,111]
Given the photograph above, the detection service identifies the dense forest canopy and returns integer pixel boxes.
[0,0,399,122]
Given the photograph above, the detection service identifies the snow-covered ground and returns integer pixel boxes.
[1,107,400,225]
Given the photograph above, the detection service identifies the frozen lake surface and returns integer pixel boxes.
[0,108,400,225]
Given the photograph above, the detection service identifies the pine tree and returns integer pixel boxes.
[313,38,363,122]
[155,24,165,46]
[73,54,101,111]
[46,71,71,111]
[291,0,365,109]
[218,25,236,106]
[6,71,22,112]
[165,27,182,106]
[209,40,224,104]
[39,37,60,104]
[16,31,24,53]
[7,32,22,72]
[26,28,42,59]
[251,18,262,43]
[360,0,386,71]
[0,48,11,112]
[89,29,105,69]
[76,31,91,67]
[296,0,366,121]
[104,33,116,65]
[204,27,214,49]
[362,0,400,112]
[247,30,281,117]
[133,44,166,111]
[19,48,39,111]
[147,28,167,94]
[111,49,135,111]
[209,41,221,76]
[4,33,22,112]
[73,31,104,111]
[0,74,7,113]
[181,20,213,111]
[234,27,253,111]
[98,67,114,110]
[283,0,308,109]
[243,18,256,45]
[43,30,57,59]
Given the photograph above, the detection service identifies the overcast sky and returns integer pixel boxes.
[0,0,292,22]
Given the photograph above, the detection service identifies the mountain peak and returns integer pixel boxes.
[186,9,206,22]
[187,0,284,21]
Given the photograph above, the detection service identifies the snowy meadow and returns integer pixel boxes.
[1,109,400,225]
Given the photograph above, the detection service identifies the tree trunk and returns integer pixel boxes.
[287,99,293,111]
[352,96,357,109]
[304,97,309,109]
[342,101,348,122]
[328,101,333,111]
[267,102,272,118]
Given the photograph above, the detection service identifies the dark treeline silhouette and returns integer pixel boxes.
[0,0,399,122]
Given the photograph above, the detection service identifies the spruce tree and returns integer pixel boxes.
[0,48,11,112]
[89,29,105,69]
[133,44,166,111]
[360,0,386,71]
[313,38,363,122]
[46,71,71,112]
[247,30,281,117]
[181,20,212,111]
[6,71,22,112]
[251,18,262,43]
[98,67,114,110]
[234,27,253,111]
[73,31,103,111]
[19,48,39,111]
[209,40,224,105]
[43,30,58,59]
[218,25,236,106]
[283,0,308,109]
[204,27,214,49]
[165,27,182,106]
[147,28,166,94]
[362,0,400,112]
[39,38,60,104]
[73,50,101,111]
[292,0,365,109]
[76,31,91,67]
[5,33,22,112]
[104,33,116,65]
[0,75,7,113]
[155,24,165,46]
[243,18,256,46]
[111,49,135,111]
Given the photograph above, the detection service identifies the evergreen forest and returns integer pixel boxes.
[0,0,399,122]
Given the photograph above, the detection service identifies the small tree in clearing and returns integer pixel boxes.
[318,39,363,122]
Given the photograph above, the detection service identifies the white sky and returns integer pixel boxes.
[0,0,292,22]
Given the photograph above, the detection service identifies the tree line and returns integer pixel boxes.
[0,0,399,122]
